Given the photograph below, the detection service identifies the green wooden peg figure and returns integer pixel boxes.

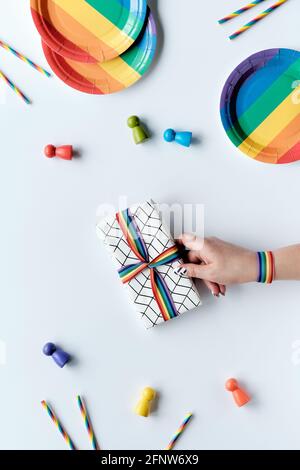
[127,116,149,144]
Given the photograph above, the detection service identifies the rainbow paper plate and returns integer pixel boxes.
[220,49,300,164]
[42,10,157,94]
[31,0,147,63]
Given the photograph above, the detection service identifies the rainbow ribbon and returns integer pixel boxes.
[219,0,267,24]
[116,209,181,322]
[77,396,100,450]
[165,413,193,451]
[0,39,51,77]
[41,401,76,450]
[257,251,274,284]
[229,0,289,39]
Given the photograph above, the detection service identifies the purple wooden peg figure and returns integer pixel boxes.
[43,342,70,368]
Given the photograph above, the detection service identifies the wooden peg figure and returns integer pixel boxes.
[127,116,149,144]
[164,128,192,147]
[135,387,156,417]
[43,342,71,368]
[44,144,73,160]
[225,378,251,407]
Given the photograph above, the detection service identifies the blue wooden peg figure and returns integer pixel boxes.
[43,342,71,368]
[164,128,192,147]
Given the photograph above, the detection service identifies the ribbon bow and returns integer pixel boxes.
[116,209,181,321]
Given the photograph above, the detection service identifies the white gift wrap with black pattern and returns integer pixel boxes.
[96,201,202,328]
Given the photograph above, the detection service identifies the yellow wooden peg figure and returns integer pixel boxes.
[135,387,156,417]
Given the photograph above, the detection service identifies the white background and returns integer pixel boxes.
[1,0,300,450]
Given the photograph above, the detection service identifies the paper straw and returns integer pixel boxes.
[165,413,193,451]
[41,400,76,450]
[219,0,267,23]
[0,39,51,77]
[229,0,289,39]
[0,70,30,104]
[77,395,100,450]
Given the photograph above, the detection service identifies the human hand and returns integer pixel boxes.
[178,234,258,296]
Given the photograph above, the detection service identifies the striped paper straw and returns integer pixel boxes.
[165,413,193,451]
[41,400,76,450]
[0,70,30,104]
[229,0,289,39]
[0,39,51,77]
[219,0,267,24]
[77,395,100,450]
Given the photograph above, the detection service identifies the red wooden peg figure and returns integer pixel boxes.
[225,378,251,407]
[44,145,73,160]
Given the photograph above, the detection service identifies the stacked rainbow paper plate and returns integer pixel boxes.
[30,0,157,95]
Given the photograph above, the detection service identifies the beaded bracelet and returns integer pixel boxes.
[257,251,275,284]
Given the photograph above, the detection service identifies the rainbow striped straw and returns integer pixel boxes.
[165,413,193,451]
[41,400,76,450]
[0,70,30,104]
[219,0,267,24]
[77,395,100,450]
[0,39,50,77]
[229,0,289,39]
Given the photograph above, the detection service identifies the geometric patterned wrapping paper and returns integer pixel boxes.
[96,200,201,328]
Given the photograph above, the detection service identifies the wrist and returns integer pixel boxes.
[241,250,258,283]
[273,248,291,280]
[273,245,300,281]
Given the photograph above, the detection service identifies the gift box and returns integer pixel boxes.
[96,200,202,328]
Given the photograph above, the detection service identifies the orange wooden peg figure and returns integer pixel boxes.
[44,144,73,160]
[225,378,251,407]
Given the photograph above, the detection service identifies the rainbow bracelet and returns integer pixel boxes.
[257,251,275,283]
